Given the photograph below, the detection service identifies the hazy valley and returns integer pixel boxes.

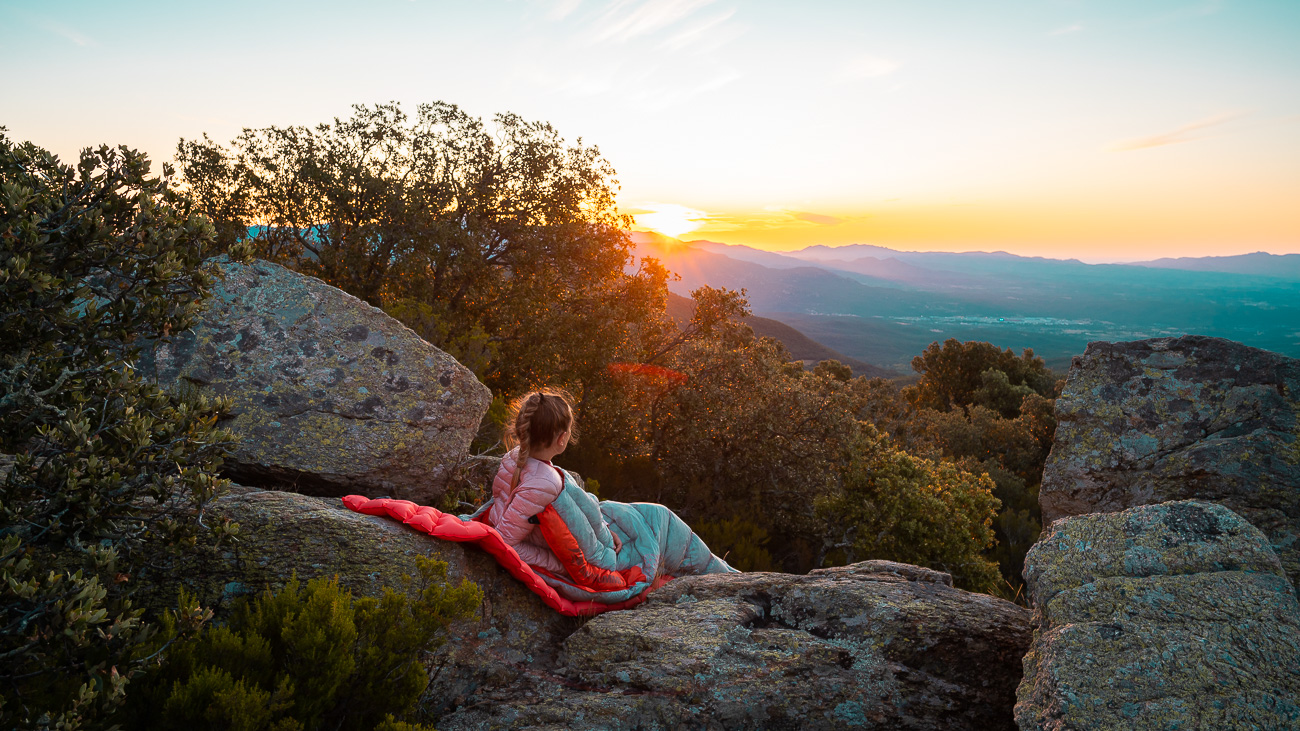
[633,233,1300,374]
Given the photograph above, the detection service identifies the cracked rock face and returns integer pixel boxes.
[1016,500,1300,730]
[439,561,1032,731]
[1041,335,1300,586]
[142,256,491,502]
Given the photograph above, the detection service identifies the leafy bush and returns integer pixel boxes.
[693,517,775,572]
[1,131,234,728]
[816,430,1002,592]
[121,556,480,731]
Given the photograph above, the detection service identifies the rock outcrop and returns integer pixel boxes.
[143,256,491,503]
[439,562,1031,731]
[1041,335,1300,585]
[1016,500,1300,730]
[157,489,1031,730]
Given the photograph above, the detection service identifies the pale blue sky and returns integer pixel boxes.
[3,0,1297,259]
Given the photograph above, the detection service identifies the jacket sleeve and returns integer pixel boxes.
[495,469,563,564]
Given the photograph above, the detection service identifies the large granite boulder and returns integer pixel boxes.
[439,562,1032,730]
[143,256,491,503]
[1041,335,1300,585]
[1016,500,1300,730]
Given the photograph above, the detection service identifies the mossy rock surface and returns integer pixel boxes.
[141,256,491,503]
[1042,335,1300,586]
[440,561,1031,731]
[1016,500,1300,730]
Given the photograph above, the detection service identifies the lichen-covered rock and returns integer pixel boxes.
[1041,335,1300,585]
[142,256,491,502]
[1016,500,1300,730]
[439,560,1032,731]
[138,487,576,717]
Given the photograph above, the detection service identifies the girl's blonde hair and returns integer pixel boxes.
[504,388,577,490]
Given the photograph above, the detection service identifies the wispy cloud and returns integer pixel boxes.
[40,20,95,47]
[589,0,717,44]
[694,209,852,232]
[1109,112,1245,151]
[623,69,741,110]
[545,0,583,20]
[1048,23,1084,36]
[661,8,737,51]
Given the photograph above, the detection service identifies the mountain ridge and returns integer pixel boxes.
[630,232,1300,373]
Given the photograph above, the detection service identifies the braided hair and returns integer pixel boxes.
[504,388,577,491]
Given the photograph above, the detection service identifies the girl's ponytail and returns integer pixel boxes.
[503,389,577,491]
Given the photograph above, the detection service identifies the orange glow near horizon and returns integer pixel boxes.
[4,3,1297,263]
[631,203,708,240]
[637,178,1300,262]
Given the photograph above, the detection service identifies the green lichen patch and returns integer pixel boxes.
[1018,500,1300,731]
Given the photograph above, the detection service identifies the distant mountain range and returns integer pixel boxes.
[631,232,1300,374]
[1130,252,1300,278]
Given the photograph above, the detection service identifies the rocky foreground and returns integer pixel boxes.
[1016,500,1300,729]
[166,488,1031,730]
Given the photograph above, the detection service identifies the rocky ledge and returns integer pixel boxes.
[152,488,1031,730]
[441,563,1031,731]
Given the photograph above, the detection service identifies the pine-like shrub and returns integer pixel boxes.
[122,556,480,730]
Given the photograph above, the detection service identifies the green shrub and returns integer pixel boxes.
[816,429,1002,592]
[122,556,479,731]
[1,131,235,729]
[694,517,775,572]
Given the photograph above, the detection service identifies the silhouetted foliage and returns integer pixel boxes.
[0,131,235,728]
[905,338,1056,415]
[176,102,672,394]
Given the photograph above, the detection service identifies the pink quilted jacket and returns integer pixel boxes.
[488,448,565,574]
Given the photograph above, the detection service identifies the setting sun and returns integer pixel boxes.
[632,203,707,240]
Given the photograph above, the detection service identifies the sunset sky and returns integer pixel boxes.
[2,0,1297,262]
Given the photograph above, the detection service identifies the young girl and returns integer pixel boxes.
[487,389,589,575]
[488,388,734,584]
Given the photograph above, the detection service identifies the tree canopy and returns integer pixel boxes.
[177,102,669,394]
[904,338,1057,415]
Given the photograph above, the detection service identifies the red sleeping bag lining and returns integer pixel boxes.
[342,495,666,616]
